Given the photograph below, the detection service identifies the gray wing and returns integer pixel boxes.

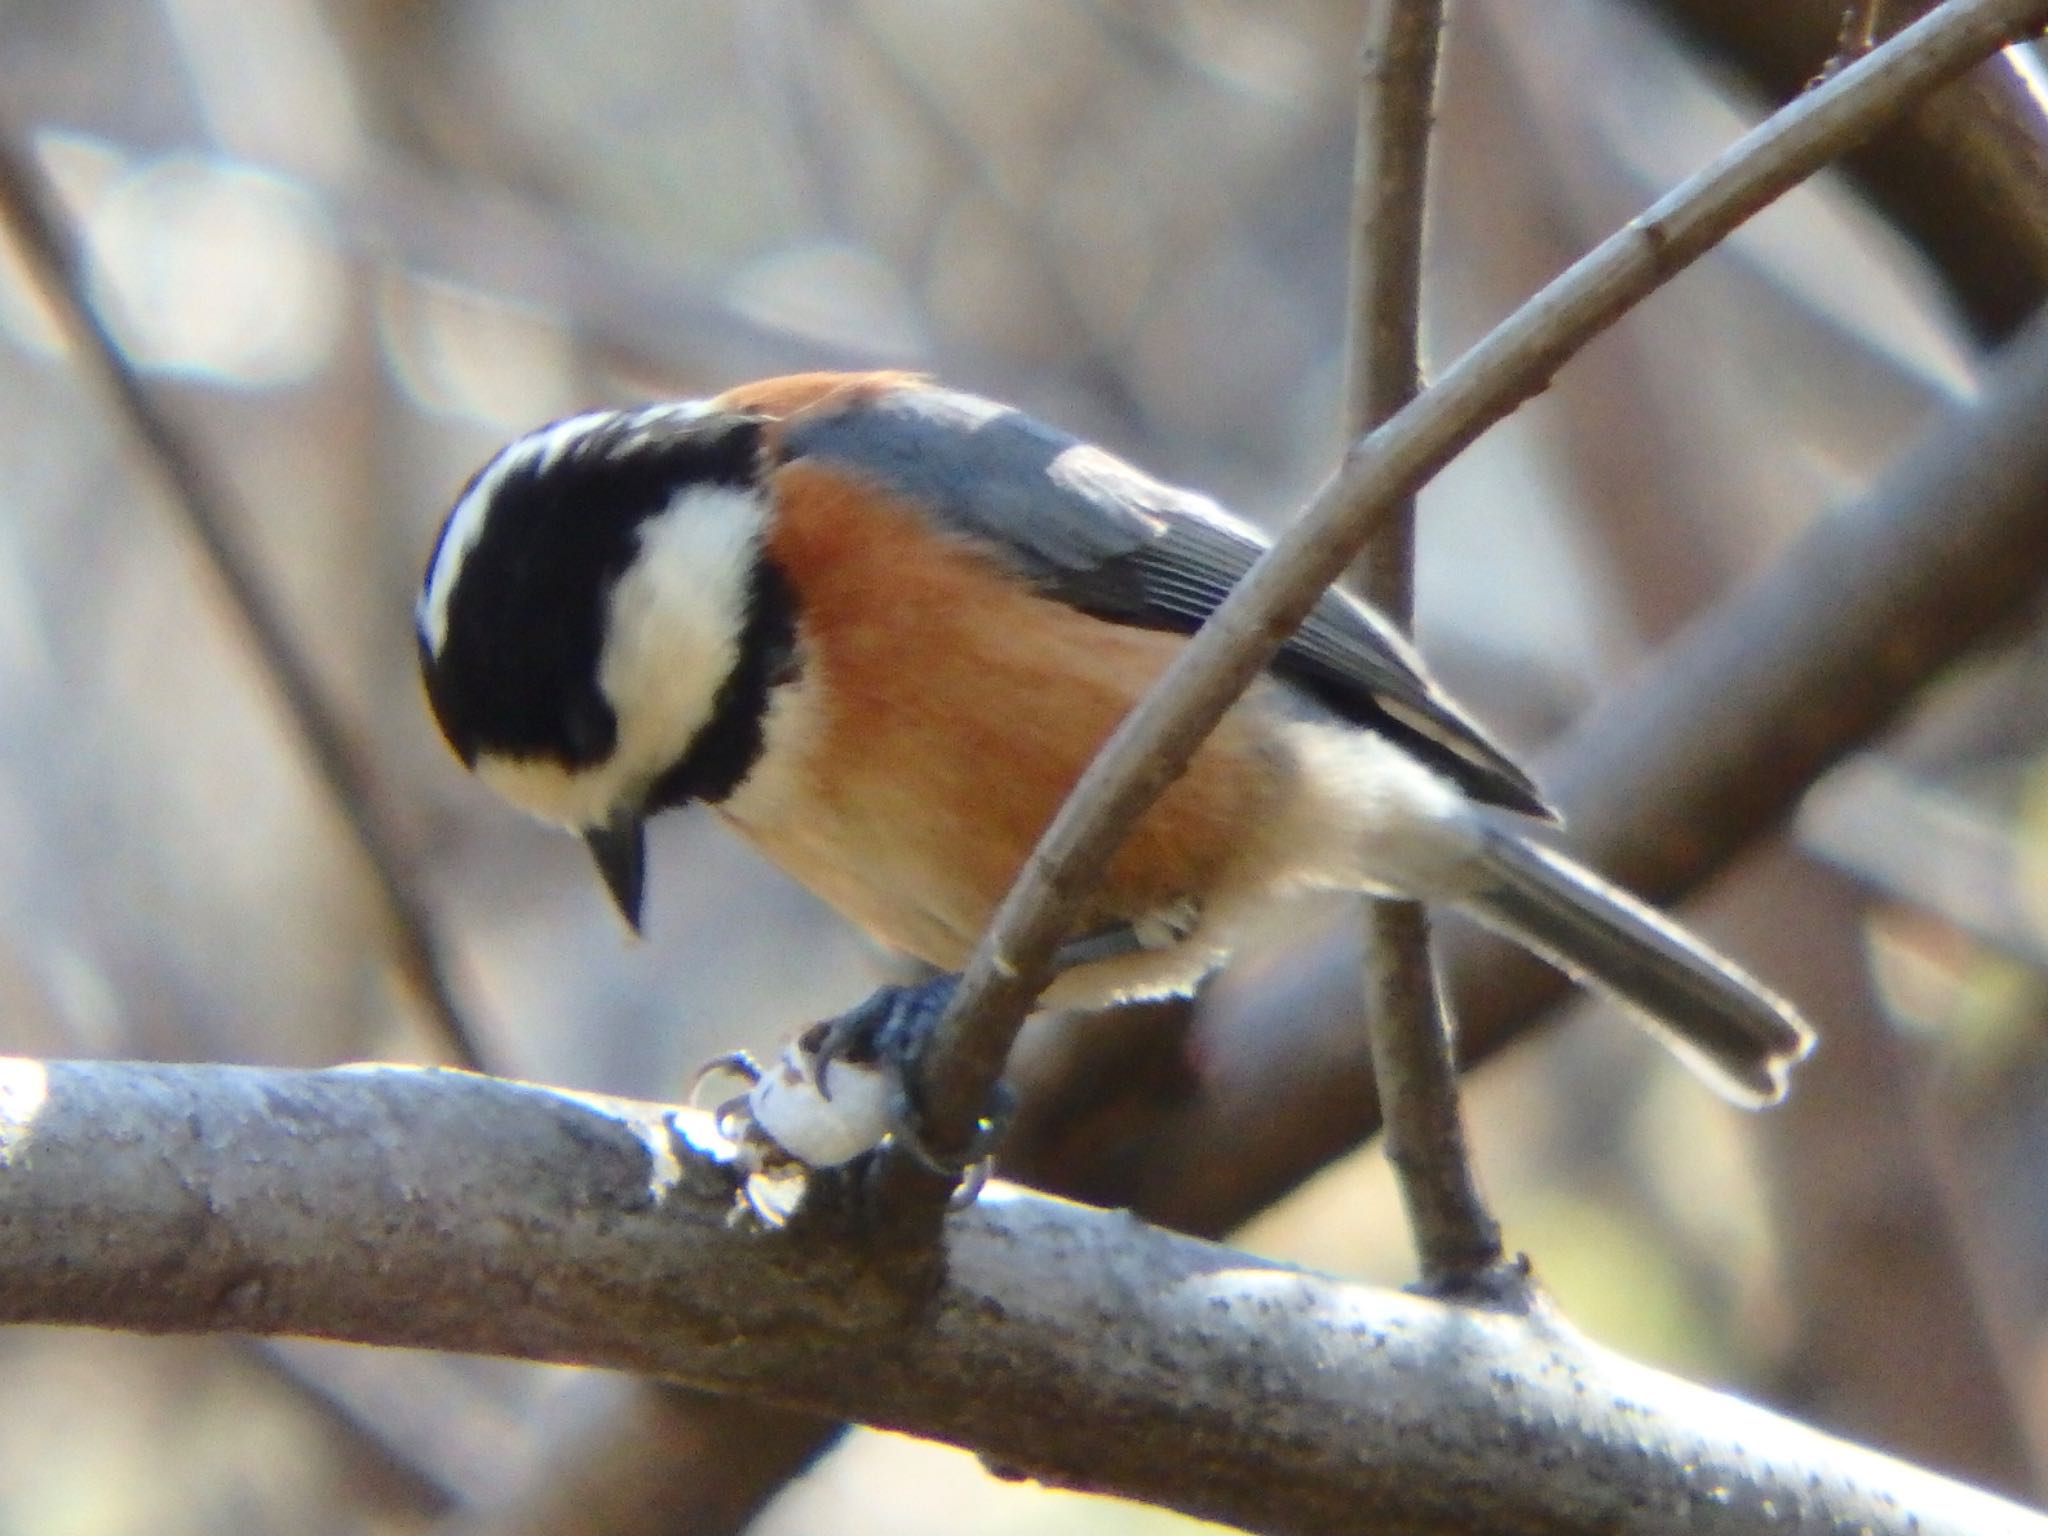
[776,385,1551,817]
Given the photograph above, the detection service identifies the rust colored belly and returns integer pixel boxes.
[721,462,1288,967]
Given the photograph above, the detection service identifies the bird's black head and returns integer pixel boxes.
[417,405,786,927]
[418,406,765,770]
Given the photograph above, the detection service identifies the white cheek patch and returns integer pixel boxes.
[596,482,769,802]
[476,753,615,831]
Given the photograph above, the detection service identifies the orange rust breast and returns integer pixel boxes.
[726,459,1286,968]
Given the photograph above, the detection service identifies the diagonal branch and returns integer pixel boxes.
[1006,298,2048,1230]
[1,1055,2044,1536]
[0,128,484,1070]
[915,0,2048,1148]
[1345,0,1507,1292]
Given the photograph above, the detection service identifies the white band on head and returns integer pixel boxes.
[418,400,719,658]
[420,412,611,657]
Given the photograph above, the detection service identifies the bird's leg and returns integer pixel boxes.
[1040,900,1203,972]
[1045,924,1148,969]
[807,973,957,1096]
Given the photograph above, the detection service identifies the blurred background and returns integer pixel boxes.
[1,0,2046,1531]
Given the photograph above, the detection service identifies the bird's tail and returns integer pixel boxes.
[1464,827,1814,1104]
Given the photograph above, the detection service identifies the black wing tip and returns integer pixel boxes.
[1423,709,1561,823]
[1490,774,1562,823]
[1452,749,1558,821]
[1367,689,1561,822]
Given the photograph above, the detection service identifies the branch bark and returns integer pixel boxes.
[915,0,2048,1150]
[0,1056,2042,1536]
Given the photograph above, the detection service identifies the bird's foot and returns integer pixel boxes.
[809,974,1011,1184]
[692,974,1010,1226]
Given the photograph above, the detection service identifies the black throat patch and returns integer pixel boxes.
[645,554,801,810]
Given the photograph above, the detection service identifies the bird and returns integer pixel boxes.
[417,370,1813,1159]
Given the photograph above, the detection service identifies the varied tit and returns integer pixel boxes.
[418,370,1813,1159]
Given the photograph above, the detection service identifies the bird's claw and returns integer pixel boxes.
[805,973,1010,1176]
[692,973,1011,1224]
[806,973,961,1100]
[690,1050,763,1099]
[886,1079,1014,1183]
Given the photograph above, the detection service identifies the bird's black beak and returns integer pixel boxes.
[583,811,647,934]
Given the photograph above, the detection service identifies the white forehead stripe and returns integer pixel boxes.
[417,400,719,658]
[419,411,607,657]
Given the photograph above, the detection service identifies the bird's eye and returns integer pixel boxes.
[562,696,617,765]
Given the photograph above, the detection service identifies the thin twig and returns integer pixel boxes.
[0,127,485,1070]
[1345,0,1505,1291]
[1826,0,1892,76]
[1347,2,1442,603]
[915,0,2048,1148]
[5,1055,2047,1536]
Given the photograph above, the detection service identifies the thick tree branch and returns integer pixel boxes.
[1006,296,2048,1229]
[0,129,482,1070]
[0,1056,2041,1536]
[916,0,2048,1150]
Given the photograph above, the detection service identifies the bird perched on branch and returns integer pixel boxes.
[418,371,1812,1169]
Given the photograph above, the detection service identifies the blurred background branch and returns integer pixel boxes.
[1638,0,2048,335]
[0,129,481,1069]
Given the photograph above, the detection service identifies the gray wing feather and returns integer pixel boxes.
[777,386,1550,816]
[781,386,1156,575]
